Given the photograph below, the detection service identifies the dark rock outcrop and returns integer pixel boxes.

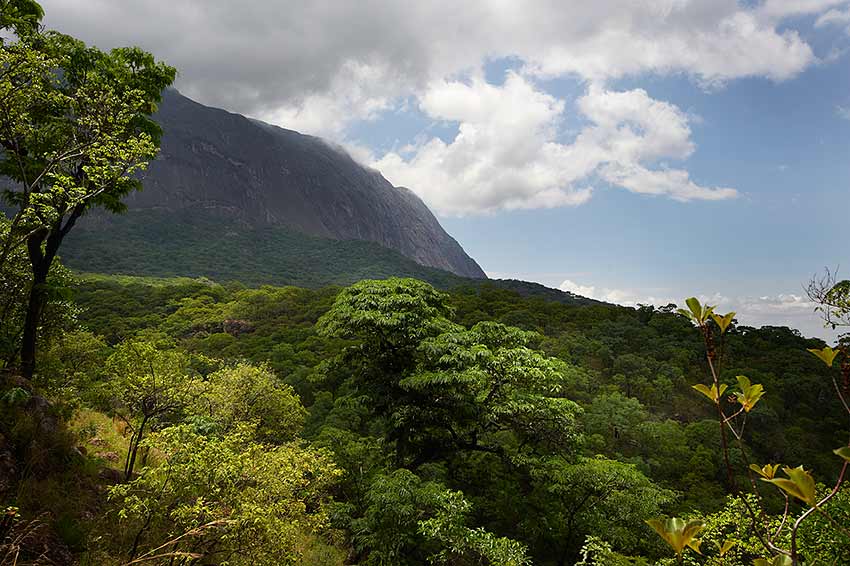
[116,89,485,279]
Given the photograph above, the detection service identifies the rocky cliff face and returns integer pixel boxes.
[119,89,485,279]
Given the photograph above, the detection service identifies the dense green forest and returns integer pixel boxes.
[60,210,469,289]
[3,270,849,564]
[1,1,849,564]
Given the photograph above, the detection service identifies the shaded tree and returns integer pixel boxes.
[0,20,174,377]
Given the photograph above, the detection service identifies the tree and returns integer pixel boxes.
[191,362,307,443]
[402,321,582,466]
[350,468,528,566]
[0,0,42,39]
[106,341,197,480]
[807,268,850,337]
[317,278,456,451]
[0,15,175,377]
[0,216,77,369]
[654,296,850,566]
[526,456,674,565]
[108,424,340,564]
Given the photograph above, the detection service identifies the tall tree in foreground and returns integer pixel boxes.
[0,6,175,377]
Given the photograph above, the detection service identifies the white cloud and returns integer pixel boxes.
[839,105,850,119]
[41,0,841,125]
[559,278,836,340]
[375,76,736,215]
[759,0,849,20]
[559,279,673,306]
[815,4,850,34]
[38,0,841,213]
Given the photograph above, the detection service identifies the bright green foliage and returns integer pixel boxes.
[1,33,176,225]
[753,556,792,566]
[715,538,736,557]
[693,383,728,404]
[351,468,527,566]
[761,466,818,506]
[33,273,846,564]
[0,16,175,377]
[318,277,454,349]
[108,424,340,565]
[749,463,781,480]
[106,341,198,479]
[678,297,715,327]
[807,346,839,367]
[0,0,43,38]
[191,362,306,443]
[404,321,582,459]
[710,312,736,334]
[528,456,675,561]
[575,536,650,565]
[835,446,850,462]
[733,375,765,413]
[645,517,704,560]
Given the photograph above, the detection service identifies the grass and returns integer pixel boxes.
[69,409,131,473]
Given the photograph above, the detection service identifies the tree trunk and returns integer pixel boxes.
[20,228,50,380]
[125,413,148,481]
[19,205,84,379]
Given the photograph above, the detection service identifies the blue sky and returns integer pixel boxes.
[43,0,850,340]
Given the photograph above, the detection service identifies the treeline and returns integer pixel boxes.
[1,0,849,563]
[3,272,846,564]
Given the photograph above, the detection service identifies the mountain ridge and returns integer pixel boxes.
[108,89,485,279]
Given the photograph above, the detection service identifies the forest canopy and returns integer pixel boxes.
[1,1,848,565]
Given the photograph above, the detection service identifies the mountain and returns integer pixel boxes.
[63,209,472,289]
[78,89,484,279]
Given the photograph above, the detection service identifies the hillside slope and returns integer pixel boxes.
[97,89,485,279]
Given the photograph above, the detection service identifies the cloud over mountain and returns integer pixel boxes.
[41,0,848,213]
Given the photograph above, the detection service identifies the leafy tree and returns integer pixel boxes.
[351,468,528,566]
[0,216,78,368]
[108,423,340,564]
[648,297,850,566]
[191,362,307,443]
[106,341,197,480]
[0,0,42,39]
[402,321,582,465]
[0,17,175,377]
[525,456,674,565]
[807,268,850,337]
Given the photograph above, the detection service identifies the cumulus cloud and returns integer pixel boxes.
[40,0,839,124]
[838,105,850,119]
[559,279,835,340]
[559,279,673,306]
[37,0,841,212]
[375,76,736,214]
[815,4,850,34]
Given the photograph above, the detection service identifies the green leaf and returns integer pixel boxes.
[807,346,840,367]
[763,466,817,506]
[692,383,728,403]
[711,311,736,334]
[645,517,704,557]
[834,446,850,463]
[749,463,780,480]
[717,539,736,556]
[685,297,703,319]
[735,375,765,412]
[753,556,792,566]
[677,308,695,321]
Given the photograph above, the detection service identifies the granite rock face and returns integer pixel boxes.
[119,89,486,279]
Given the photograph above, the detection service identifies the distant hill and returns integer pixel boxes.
[61,208,598,308]
[57,89,599,305]
[62,209,469,289]
[69,89,485,279]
